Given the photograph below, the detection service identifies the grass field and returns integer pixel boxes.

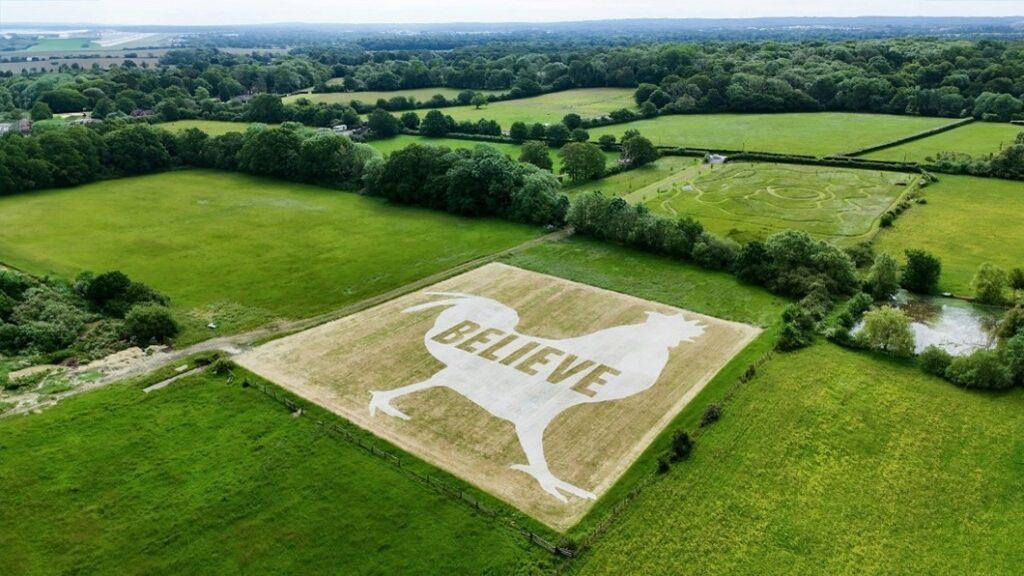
[564,156,698,198]
[414,88,637,126]
[873,174,1024,296]
[0,370,548,575]
[502,238,788,328]
[575,343,1024,575]
[284,87,502,106]
[862,122,1024,163]
[367,134,618,174]
[158,119,277,136]
[238,262,760,529]
[588,113,959,157]
[626,162,915,245]
[25,38,100,51]
[0,169,538,342]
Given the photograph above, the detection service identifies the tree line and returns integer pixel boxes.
[4,38,1024,129]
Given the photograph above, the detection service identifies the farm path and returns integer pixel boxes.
[2,227,573,417]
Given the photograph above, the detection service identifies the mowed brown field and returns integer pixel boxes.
[236,263,760,529]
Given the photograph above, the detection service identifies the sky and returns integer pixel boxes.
[1,0,1022,26]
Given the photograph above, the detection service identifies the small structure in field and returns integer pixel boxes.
[707,154,727,165]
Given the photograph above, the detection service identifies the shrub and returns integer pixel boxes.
[210,357,232,375]
[691,234,738,270]
[844,242,875,268]
[558,141,605,182]
[919,346,953,377]
[519,141,552,171]
[597,134,617,150]
[700,403,723,427]
[82,270,131,306]
[866,253,900,300]
[124,305,179,345]
[670,430,694,462]
[656,455,672,474]
[399,111,420,130]
[1009,268,1024,294]
[620,133,659,167]
[996,306,1024,341]
[971,263,1009,305]
[944,350,1014,390]
[1000,334,1024,386]
[901,249,942,294]
[777,304,817,351]
[799,282,834,321]
[858,306,915,357]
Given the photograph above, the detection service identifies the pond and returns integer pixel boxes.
[854,291,1004,356]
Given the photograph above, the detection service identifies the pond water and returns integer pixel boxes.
[854,291,1004,356]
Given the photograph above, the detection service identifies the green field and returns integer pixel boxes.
[628,162,915,244]
[874,174,1024,296]
[158,119,278,136]
[0,370,547,575]
[504,237,787,327]
[26,38,99,52]
[564,156,698,198]
[367,134,618,174]
[0,169,538,341]
[576,343,1024,575]
[415,88,637,126]
[588,113,959,157]
[284,87,502,106]
[862,122,1024,164]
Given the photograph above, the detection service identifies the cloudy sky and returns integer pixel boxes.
[2,0,1021,25]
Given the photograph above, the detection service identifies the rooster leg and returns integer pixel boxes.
[369,376,443,420]
[510,422,596,502]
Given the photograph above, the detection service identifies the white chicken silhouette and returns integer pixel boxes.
[369,292,705,502]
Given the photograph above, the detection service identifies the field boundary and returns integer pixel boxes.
[238,371,578,558]
[838,117,974,158]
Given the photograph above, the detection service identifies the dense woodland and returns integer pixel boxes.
[2,38,1024,124]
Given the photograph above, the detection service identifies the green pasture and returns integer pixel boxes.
[417,88,637,126]
[25,38,99,52]
[367,134,618,174]
[0,169,538,342]
[284,87,502,106]
[0,370,547,575]
[158,119,277,136]
[862,121,1023,163]
[564,156,698,198]
[504,236,787,327]
[576,343,1024,575]
[874,174,1024,296]
[588,113,959,157]
[630,162,915,245]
